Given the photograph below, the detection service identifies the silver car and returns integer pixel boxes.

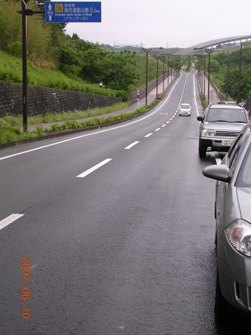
[197,104,248,159]
[203,125,251,314]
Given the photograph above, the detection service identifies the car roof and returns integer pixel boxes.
[208,104,244,110]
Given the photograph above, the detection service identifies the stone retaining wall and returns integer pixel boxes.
[0,81,120,116]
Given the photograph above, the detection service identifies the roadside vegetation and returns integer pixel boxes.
[0,1,176,99]
[0,1,180,145]
[196,47,251,102]
[0,102,156,145]
[28,102,129,125]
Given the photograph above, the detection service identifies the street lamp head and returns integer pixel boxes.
[141,47,152,54]
[35,0,46,7]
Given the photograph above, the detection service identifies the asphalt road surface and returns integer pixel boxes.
[0,70,250,335]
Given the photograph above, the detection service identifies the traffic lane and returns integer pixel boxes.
[0,75,186,219]
[178,71,200,118]
[1,110,216,334]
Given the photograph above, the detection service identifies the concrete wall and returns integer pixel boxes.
[0,81,120,116]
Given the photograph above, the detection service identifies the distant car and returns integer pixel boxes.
[197,104,248,159]
[203,125,251,314]
[179,103,192,116]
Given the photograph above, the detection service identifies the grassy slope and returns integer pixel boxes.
[0,50,118,96]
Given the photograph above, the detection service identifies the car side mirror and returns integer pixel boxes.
[202,164,231,183]
[197,116,204,122]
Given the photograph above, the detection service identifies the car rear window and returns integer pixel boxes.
[181,104,190,109]
[206,108,247,123]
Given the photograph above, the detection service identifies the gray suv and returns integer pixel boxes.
[197,104,248,159]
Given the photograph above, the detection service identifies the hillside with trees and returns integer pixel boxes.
[0,0,179,100]
[196,46,251,103]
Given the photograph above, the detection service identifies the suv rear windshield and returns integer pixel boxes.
[205,108,247,123]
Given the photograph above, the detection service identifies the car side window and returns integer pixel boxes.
[228,132,243,167]
[228,129,249,173]
[237,144,251,187]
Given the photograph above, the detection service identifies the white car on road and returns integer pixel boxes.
[179,103,192,116]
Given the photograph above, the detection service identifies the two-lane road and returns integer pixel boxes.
[0,71,248,335]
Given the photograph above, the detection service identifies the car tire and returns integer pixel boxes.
[199,140,207,159]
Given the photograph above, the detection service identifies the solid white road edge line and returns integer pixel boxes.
[144,133,153,138]
[0,75,183,162]
[124,141,140,150]
[0,213,24,231]
[77,158,112,178]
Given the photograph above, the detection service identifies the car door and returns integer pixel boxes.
[215,131,247,234]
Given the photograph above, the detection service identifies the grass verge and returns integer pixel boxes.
[0,102,156,145]
[28,102,129,125]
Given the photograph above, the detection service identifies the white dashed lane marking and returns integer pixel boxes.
[77,158,112,178]
[124,141,140,150]
[0,214,24,231]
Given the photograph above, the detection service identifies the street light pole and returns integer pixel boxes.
[237,42,243,103]
[141,48,152,106]
[21,0,28,132]
[162,57,165,93]
[226,53,230,98]
[18,1,44,132]
[156,56,159,100]
[205,48,213,105]
[167,55,170,86]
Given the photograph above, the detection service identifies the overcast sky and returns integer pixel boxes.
[65,0,251,48]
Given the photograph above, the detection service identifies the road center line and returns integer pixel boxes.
[124,141,140,150]
[0,214,24,231]
[144,133,153,138]
[162,124,166,127]
[155,128,160,132]
[77,158,112,178]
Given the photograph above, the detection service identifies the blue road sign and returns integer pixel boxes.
[45,2,101,23]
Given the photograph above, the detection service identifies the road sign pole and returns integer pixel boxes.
[21,0,28,132]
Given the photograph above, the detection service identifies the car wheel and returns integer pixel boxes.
[199,140,207,159]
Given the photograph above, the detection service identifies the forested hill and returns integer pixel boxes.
[0,1,141,98]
